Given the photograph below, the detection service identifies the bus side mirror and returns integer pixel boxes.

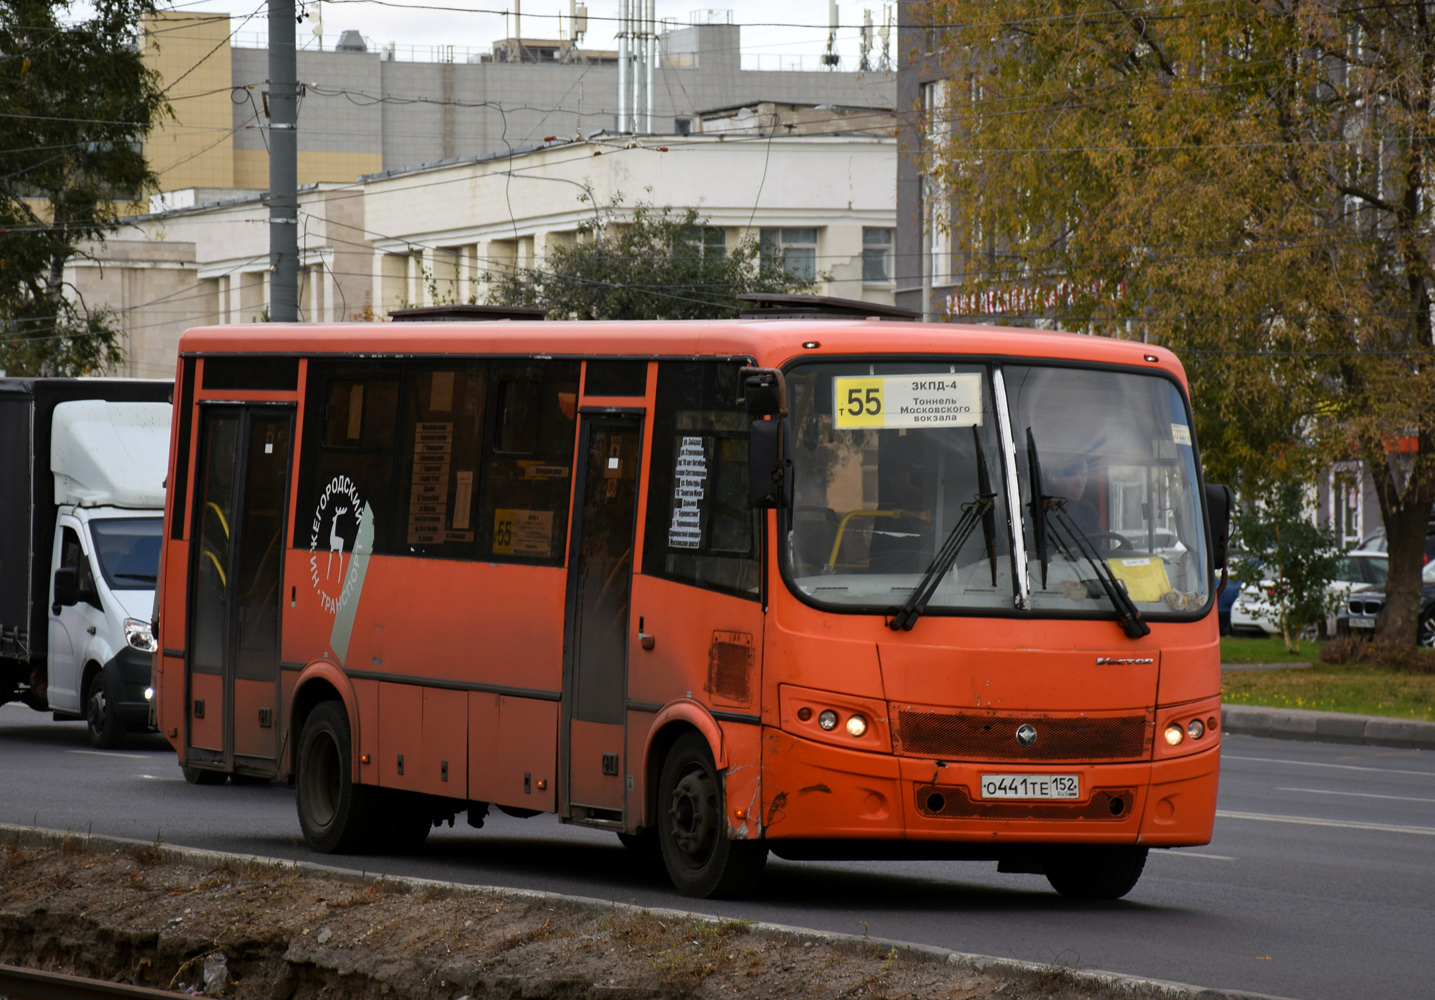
[744,377,782,418]
[53,567,80,610]
[749,419,790,509]
[1205,483,1231,570]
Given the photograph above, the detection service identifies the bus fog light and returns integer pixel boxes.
[1187,719,1205,739]
[845,714,868,737]
[1164,722,1184,746]
[818,710,838,731]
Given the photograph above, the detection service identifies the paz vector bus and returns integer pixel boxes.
[151,306,1230,900]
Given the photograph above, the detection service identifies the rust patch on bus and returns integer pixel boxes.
[708,631,754,706]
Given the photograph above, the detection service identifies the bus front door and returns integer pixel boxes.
[186,406,293,779]
[562,415,642,820]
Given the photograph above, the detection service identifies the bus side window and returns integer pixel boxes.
[477,361,580,564]
[642,361,760,598]
[296,361,401,555]
[398,363,487,557]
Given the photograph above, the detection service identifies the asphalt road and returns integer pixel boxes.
[2,702,1431,1000]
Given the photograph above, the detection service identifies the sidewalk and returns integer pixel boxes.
[1219,660,1435,749]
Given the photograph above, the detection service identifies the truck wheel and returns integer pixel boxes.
[657,732,767,898]
[296,701,379,853]
[1044,846,1148,900]
[85,671,126,749]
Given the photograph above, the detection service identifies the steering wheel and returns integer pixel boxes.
[1084,531,1134,554]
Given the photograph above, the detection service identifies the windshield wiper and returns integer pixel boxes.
[889,454,996,632]
[1026,430,1149,639]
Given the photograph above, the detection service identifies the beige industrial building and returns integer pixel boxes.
[140,10,894,199]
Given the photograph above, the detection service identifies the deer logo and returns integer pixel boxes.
[309,475,365,615]
[327,506,348,579]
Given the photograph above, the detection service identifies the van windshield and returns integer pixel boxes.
[90,518,163,591]
[783,361,1210,622]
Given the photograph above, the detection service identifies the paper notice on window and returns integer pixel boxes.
[669,435,707,550]
[493,509,554,557]
[408,421,453,544]
[452,470,473,529]
[833,374,982,429]
[431,370,455,411]
[347,384,364,440]
[1171,423,1192,446]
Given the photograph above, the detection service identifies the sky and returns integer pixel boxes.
[129,0,897,69]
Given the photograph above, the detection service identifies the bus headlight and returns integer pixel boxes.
[1187,718,1205,740]
[845,714,868,737]
[818,710,838,731]
[1164,722,1185,746]
[124,618,157,653]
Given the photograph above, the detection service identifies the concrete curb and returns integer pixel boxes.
[0,824,1294,1000]
[1221,703,1435,749]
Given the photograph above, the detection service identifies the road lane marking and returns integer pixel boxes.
[1277,786,1435,804]
[1154,851,1237,860]
[68,750,150,760]
[1217,810,1435,836]
[1224,754,1435,777]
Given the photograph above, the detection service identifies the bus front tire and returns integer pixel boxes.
[657,732,767,898]
[1044,846,1148,900]
[296,701,378,853]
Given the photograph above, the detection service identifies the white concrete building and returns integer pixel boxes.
[69,127,897,380]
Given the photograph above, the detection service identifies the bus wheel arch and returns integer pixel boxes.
[641,703,726,829]
[655,730,767,898]
[288,662,358,779]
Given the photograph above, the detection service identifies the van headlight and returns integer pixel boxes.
[124,618,157,653]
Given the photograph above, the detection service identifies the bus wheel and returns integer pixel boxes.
[1044,846,1148,900]
[182,764,227,785]
[85,671,126,750]
[296,701,377,853]
[657,733,767,898]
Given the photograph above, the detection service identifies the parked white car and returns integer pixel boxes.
[1230,550,1389,638]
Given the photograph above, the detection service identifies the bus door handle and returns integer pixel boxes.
[637,616,655,650]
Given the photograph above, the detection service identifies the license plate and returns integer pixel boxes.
[980,774,1080,800]
[1349,616,1376,629]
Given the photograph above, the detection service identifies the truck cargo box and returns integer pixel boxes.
[0,378,172,665]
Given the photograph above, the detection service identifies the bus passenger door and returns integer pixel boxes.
[562,415,642,820]
[186,406,293,778]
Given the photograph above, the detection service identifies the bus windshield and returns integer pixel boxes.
[784,361,1210,621]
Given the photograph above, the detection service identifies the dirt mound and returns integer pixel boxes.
[0,829,1149,999]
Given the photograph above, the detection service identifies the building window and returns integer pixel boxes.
[680,225,726,259]
[862,227,893,283]
[674,117,693,135]
[760,227,819,282]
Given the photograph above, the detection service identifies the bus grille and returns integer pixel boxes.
[893,710,1151,761]
[914,784,1136,821]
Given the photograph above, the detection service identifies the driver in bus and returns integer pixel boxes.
[1047,455,1099,535]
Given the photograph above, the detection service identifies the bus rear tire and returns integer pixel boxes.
[657,732,767,898]
[296,701,378,853]
[1044,846,1148,900]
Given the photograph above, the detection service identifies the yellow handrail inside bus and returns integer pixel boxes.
[828,508,932,570]
[206,502,230,539]
[202,548,227,587]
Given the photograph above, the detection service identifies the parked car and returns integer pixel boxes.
[1337,559,1435,646]
[1354,528,1435,564]
[1230,550,1389,638]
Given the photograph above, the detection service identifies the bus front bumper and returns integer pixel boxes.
[755,727,1218,848]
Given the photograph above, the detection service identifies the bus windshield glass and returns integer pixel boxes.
[784,361,1209,620]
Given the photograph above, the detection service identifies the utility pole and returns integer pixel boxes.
[269,0,300,322]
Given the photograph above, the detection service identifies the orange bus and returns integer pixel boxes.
[152,314,1230,900]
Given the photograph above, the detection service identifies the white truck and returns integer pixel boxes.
[0,378,172,747]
